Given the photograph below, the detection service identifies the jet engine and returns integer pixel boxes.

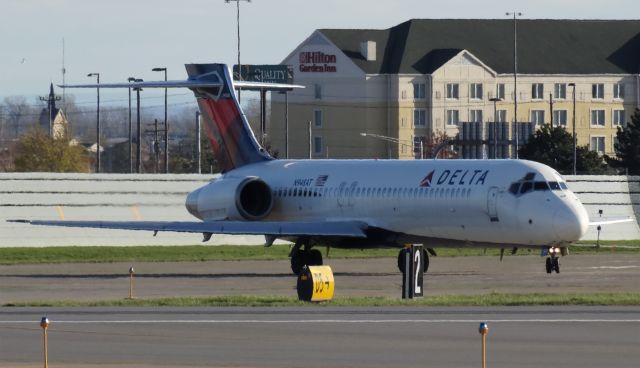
[185,176,273,221]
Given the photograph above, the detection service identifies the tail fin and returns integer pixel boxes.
[186,64,272,172]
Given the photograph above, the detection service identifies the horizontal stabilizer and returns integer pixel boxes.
[9,219,368,238]
[60,80,303,91]
[589,216,634,226]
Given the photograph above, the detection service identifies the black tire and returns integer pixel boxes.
[308,249,323,266]
[545,257,552,274]
[553,258,560,274]
[291,250,305,275]
[423,249,430,274]
[397,249,407,273]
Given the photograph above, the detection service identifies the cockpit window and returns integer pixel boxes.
[548,181,561,190]
[534,181,550,191]
[509,183,520,195]
[520,181,533,194]
[559,182,568,190]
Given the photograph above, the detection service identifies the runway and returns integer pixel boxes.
[1,306,639,367]
[2,254,640,303]
[1,254,640,367]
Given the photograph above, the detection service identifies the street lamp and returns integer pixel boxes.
[127,77,136,173]
[87,72,100,172]
[360,132,422,159]
[134,79,143,173]
[490,97,503,159]
[506,11,522,158]
[569,82,577,174]
[152,67,168,173]
[225,0,251,102]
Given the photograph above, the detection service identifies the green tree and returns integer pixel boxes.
[606,108,640,174]
[13,129,90,172]
[518,124,606,174]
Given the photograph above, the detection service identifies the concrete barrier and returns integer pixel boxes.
[1,173,638,247]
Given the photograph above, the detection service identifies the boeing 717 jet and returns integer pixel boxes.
[13,63,627,275]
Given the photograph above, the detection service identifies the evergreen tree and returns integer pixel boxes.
[518,124,606,174]
[607,108,640,174]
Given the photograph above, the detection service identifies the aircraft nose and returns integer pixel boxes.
[553,204,588,242]
[185,187,202,219]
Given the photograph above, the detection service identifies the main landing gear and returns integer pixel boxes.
[290,238,323,275]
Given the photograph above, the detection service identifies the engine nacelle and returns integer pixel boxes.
[185,176,273,221]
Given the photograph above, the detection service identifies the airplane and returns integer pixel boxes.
[11,63,630,276]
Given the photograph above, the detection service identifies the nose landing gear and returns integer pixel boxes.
[545,247,562,274]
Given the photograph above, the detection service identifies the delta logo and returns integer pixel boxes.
[419,169,489,187]
[419,170,434,187]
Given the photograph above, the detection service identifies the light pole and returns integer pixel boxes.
[152,67,168,173]
[134,79,143,173]
[506,11,522,159]
[569,82,577,174]
[127,77,136,173]
[360,133,422,159]
[225,0,251,102]
[490,97,503,159]
[87,72,100,172]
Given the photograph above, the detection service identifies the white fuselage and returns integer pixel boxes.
[187,159,589,248]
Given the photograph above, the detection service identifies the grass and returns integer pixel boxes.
[0,241,639,265]
[4,292,640,307]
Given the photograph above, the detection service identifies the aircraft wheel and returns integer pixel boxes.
[397,249,406,273]
[308,249,323,266]
[423,249,430,273]
[291,250,305,275]
[545,257,553,274]
[553,258,560,274]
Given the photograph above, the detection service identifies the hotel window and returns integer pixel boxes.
[590,136,605,155]
[314,136,323,154]
[470,83,483,100]
[314,84,322,99]
[413,83,426,99]
[496,110,507,122]
[591,110,605,126]
[554,83,566,99]
[531,110,545,126]
[314,110,323,127]
[614,83,624,99]
[470,109,483,122]
[446,83,459,99]
[496,84,505,100]
[592,83,604,99]
[446,110,459,126]
[532,83,544,100]
[613,109,625,127]
[413,109,426,127]
[553,110,567,127]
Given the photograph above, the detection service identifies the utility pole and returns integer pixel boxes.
[127,77,136,173]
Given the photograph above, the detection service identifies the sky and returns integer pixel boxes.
[1,0,639,108]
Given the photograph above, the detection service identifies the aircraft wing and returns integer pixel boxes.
[9,219,368,238]
[589,216,635,226]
